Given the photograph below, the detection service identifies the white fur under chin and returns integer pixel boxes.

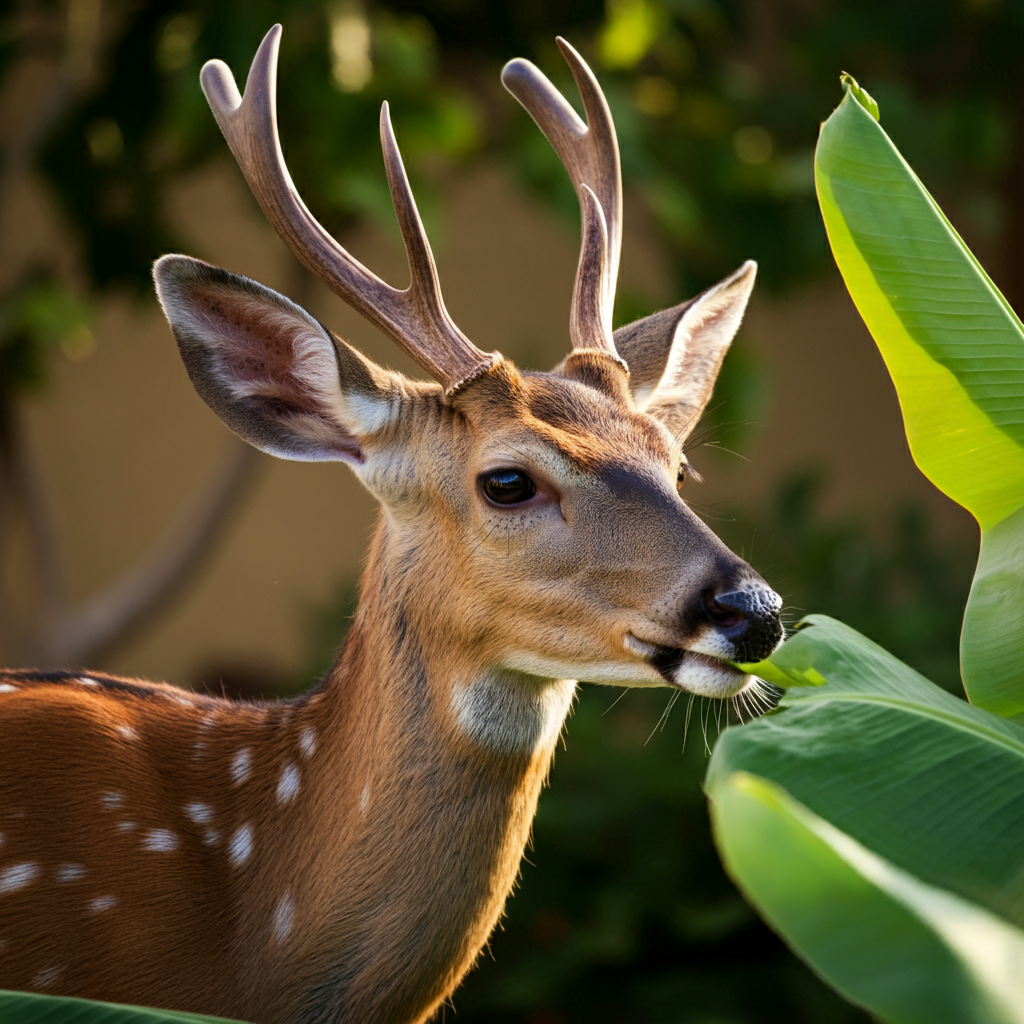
[500,647,752,700]
[452,671,576,753]
[666,656,752,699]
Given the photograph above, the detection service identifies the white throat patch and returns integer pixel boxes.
[452,670,576,753]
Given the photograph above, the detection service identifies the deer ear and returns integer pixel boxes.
[154,255,403,465]
[613,261,756,441]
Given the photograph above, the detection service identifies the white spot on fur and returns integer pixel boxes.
[453,671,576,753]
[55,864,85,882]
[31,966,60,988]
[100,791,124,810]
[77,676,98,687]
[231,748,252,786]
[0,833,4,847]
[229,824,253,867]
[0,863,39,893]
[117,724,138,741]
[299,727,316,758]
[360,786,369,814]
[193,741,207,759]
[143,829,178,852]
[201,713,216,728]
[0,683,17,693]
[117,821,136,832]
[90,895,118,913]
[185,802,213,825]
[276,763,300,805]
[272,893,294,942]
[203,829,221,846]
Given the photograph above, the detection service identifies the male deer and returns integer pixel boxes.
[0,26,782,1024]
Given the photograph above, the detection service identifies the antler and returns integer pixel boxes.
[502,39,624,367]
[199,25,498,394]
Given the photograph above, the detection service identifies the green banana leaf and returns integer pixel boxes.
[0,990,252,1024]
[814,81,1024,718]
[709,772,1024,1024]
[707,616,1024,1023]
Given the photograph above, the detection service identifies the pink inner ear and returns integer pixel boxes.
[183,282,364,463]
[189,285,330,416]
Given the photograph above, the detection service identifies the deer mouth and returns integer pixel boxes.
[650,646,739,679]
[622,632,748,696]
[642,643,747,696]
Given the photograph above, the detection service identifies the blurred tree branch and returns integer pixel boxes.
[0,0,105,190]
[6,435,263,668]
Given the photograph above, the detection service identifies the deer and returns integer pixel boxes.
[0,25,783,1024]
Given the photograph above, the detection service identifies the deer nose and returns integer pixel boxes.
[703,587,784,662]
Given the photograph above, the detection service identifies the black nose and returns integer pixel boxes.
[704,587,784,662]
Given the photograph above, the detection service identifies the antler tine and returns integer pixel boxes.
[200,25,496,393]
[378,103,463,350]
[501,39,623,360]
[572,185,622,360]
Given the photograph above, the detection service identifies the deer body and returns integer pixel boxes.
[0,27,782,1024]
[1,534,573,1022]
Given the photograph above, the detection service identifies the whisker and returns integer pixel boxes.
[742,688,759,720]
[681,692,696,753]
[677,407,752,450]
[682,501,737,523]
[744,684,768,716]
[645,690,680,745]
[699,441,750,463]
[742,688,758,719]
[601,688,629,716]
[731,693,745,724]
[661,690,681,730]
[679,406,727,447]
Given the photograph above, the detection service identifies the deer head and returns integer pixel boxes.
[154,26,782,715]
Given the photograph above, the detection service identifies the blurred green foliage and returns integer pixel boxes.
[3,0,1023,522]
[10,0,1024,398]
[34,0,489,296]
[0,274,92,397]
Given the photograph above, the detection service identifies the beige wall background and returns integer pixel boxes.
[1,153,977,688]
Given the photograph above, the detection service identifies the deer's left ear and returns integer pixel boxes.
[613,261,756,441]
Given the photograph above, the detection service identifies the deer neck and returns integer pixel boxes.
[254,524,576,1023]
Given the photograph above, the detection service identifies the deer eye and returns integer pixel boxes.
[481,469,537,506]
[677,459,701,490]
